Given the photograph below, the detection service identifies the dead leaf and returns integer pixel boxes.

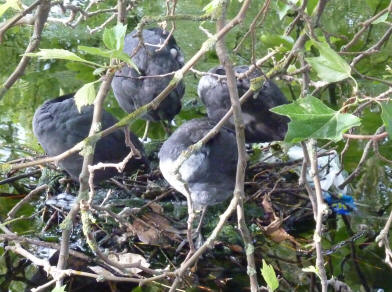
[108,252,150,274]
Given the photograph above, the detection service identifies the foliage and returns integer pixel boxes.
[305,40,352,84]
[1,0,392,291]
[271,95,361,142]
[261,260,279,291]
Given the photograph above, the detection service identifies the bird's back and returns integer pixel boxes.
[112,27,185,122]
[159,118,237,208]
[33,94,146,182]
[198,65,289,143]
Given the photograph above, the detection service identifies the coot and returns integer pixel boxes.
[158,118,237,209]
[198,65,289,143]
[33,93,147,182]
[112,27,185,122]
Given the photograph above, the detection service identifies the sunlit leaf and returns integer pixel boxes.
[103,23,127,51]
[302,265,320,277]
[111,51,139,72]
[271,95,361,142]
[74,82,96,112]
[261,259,279,291]
[0,0,22,17]
[92,67,106,76]
[381,101,392,138]
[306,0,318,15]
[78,45,139,72]
[203,0,223,16]
[306,41,351,83]
[51,285,67,292]
[372,12,389,24]
[25,49,100,67]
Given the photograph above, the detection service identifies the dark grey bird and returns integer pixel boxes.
[111,27,185,122]
[198,65,289,143]
[33,93,147,183]
[158,118,238,209]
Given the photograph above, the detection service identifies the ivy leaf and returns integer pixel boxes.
[306,41,351,83]
[381,101,392,138]
[271,95,361,142]
[74,81,96,112]
[103,23,127,51]
[261,260,279,291]
[25,49,100,67]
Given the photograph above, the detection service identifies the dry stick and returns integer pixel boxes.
[0,169,41,185]
[300,143,317,221]
[7,145,84,171]
[6,244,159,286]
[117,0,126,24]
[55,71,114,288]
[32,279,57,292]
[306,139,328,291]
[0,234,90,260]
[233,0,271,53]
[341,2,392,52]
[376,208,392,269]
[0,0,50,100]
[338,127,385,189]
[350,25,392,67]
[343,132,388,141]
[6,184,48,219]
[215,2,258,292]
[0,0,42,42]
[277,0,328,77]
[168,1,252,291]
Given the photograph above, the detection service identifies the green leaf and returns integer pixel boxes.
[74,81,96,112]
[306,0,318,15]
[274,0,299,20]
[25,49,101,67]
[111,51,139,72]
[271,95,361,142]
[51,285,67,292]
[260,34,294,51]
[302,265,320,277]
[78,45,139,72]
[78,45,112,58]
[103,23,127,51]
[305,41,351,83]
[0,0,22,17]
[66,62,96,82]
[381,101,392,138]
[261,259,279,291]
[365,0,389,10]
[203,0,222,16]
[372,12,389,24]
[92,67,106,76]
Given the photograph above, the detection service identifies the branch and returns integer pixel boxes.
[0,0,50,99]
